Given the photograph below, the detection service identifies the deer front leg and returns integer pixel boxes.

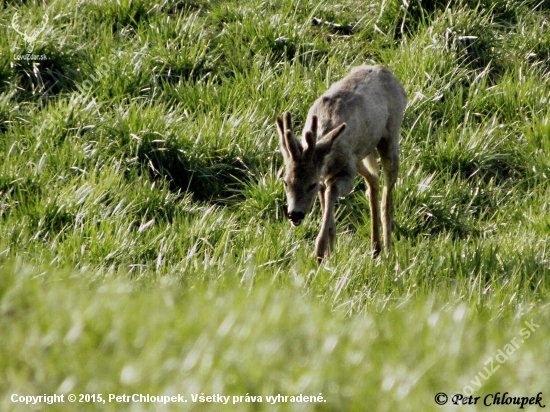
[315,175,355,262]
[318,184,326,216]
[315,193,335,263]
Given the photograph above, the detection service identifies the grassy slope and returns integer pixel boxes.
[1,0,550,410]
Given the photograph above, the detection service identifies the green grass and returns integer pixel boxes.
[1,0,550,410]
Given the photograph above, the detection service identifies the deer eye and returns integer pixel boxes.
[308,183,317,191]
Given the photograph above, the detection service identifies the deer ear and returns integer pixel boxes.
[315,123,346,159]
[277,112,302,161]
[276,116,289,160]
[283,111,292,133]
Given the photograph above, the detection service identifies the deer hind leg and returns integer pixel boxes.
[358,153,382,257]
[316,173,354,263]
[377,136,399,254]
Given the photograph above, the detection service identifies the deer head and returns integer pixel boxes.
[276,111,346,226]
[11,11,49,54]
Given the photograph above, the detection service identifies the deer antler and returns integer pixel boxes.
[29,14,49,43]
[10,12,26,39]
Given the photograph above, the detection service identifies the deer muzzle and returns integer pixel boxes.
[287,210,305,226]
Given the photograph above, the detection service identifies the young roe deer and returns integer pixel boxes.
[276,65,407,262]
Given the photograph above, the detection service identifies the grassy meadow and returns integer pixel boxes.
[1,0,550,410]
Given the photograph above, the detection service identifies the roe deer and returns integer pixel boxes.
[276,65,407,262]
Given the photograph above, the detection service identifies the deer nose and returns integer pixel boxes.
[288,210,305,226]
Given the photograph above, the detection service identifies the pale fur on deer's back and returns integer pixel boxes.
[303,65,407,181]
